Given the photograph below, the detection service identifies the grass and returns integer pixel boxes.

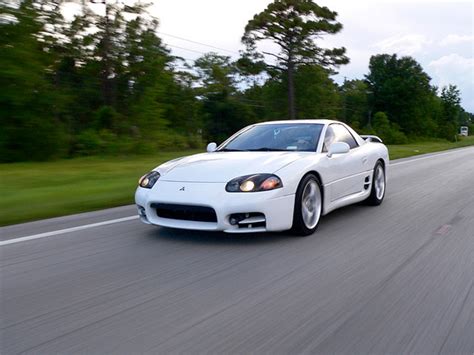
[387,136,474,159]
[1,136,474,226]
[0,151,201,226]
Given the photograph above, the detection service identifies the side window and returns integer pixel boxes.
[322,126,336,152]
[331,124,359,149]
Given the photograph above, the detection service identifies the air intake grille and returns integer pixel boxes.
[152,203,217,222]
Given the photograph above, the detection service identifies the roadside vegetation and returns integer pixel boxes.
[387,136,474,159]
[0,151,201,226]
[1,0,472,163]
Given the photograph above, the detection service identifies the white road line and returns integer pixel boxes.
[390,147,473,167]
[0,215,138,247]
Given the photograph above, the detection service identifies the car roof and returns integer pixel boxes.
[255,119,338,126]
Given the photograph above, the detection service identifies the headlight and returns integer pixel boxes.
[226,174,283,192]
[138,171,160,189]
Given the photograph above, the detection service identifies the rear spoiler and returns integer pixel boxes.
[360,135,383,143]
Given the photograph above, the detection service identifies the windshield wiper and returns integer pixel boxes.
[246,147,288,151]
[217,148,245,152]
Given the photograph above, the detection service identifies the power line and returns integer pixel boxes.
[166,44,208,55]
[157,31,239,55]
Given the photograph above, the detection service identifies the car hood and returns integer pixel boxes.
[156,151,308,183]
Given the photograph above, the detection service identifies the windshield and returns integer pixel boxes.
[219,123,324,152]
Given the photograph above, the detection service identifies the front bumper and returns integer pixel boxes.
[135,180,295,233]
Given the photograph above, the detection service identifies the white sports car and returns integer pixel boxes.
[135,120,389,236]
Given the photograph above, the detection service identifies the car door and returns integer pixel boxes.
[322,124,368,202]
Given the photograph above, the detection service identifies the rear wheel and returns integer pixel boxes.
[366,161,386,206]
[292,174,322,236]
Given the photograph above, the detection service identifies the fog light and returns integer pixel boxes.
[137,205,146,218]
[229,213,246,225]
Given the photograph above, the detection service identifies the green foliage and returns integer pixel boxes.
[366,54,437,137]
[259,77,289,120]
[233,65,341,122]
[1,0,472,163]
[193,53,257,142]
[438,85,462,141]
[93,106,122,131]
[372,112,408,144]
[0,0,67,162]
[202,93,257,143]
[437,122,458,142]
[241,0,348,69]
[0,0,204,161]
[74,130,103,156]
[339,79,370,125]
[294,65,340,119]
[468,124,474,136]
[241,0,348,119]
[195,53,237,95]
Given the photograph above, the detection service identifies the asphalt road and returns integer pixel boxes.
[1,147,474,354]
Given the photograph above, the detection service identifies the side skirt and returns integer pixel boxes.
[322,188,371,215]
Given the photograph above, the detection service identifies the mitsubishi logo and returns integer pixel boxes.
[179,186,185,191]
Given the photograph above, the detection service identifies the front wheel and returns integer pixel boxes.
[292,174,323,236]
[366,161,386,206]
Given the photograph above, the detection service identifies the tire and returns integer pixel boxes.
[366,161,386,206]
[291,174,323,236]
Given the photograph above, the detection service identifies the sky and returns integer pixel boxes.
[143,0,473,112]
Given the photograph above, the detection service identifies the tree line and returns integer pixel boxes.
[1,0,472,162]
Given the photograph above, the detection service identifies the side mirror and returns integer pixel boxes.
[207,142,217,152]
[327,142,350,158]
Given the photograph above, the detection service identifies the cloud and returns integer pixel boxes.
[439,34,474,46]
[428,54,474,86]
[428,54,474,111]
[373,34,432,55]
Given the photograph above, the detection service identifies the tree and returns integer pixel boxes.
[294,65,340,119]
[459,108,473,127]
[0,0,66,161]
[338,79,370,128]
[194,53,237,96]
[120,12,171,110]
[1,0,203,159]
[194,53,256,141]
[241,0,348,119]
[372,112,407,144]
[439,84,461,140]
[365,54,437,137]
[440,85,461,121]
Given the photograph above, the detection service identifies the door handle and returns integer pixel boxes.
[362,157,368,164]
